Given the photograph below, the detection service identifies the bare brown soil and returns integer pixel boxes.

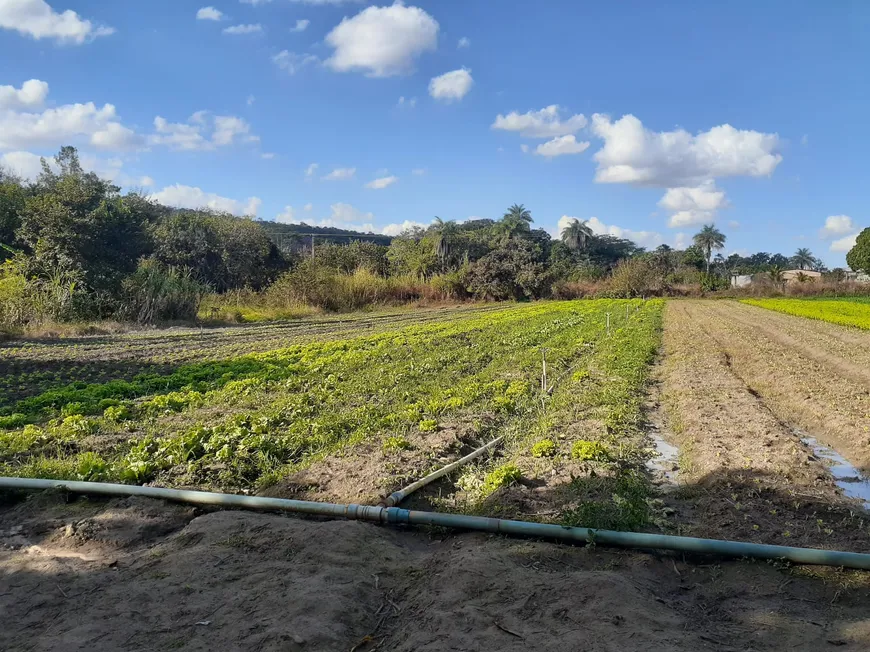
[3,494,870,652]
[263,419,485,505]
[670,301,870,474]
[659,301,870,552]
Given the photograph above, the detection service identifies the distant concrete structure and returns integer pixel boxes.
[730,274,752,288]
[782,269,822,283]
[845,271,870,283]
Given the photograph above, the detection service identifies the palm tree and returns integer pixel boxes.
[692,224,726,273]
[792,247,815,270]
[560,218,594,253]
[768,264,785,288]
[499,203,533,240]
[430,217,459,264]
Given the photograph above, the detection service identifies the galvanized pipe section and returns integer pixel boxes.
[382,436,504,507]
[4,477,870,570]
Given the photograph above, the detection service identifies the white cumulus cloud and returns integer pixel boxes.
[325,3,438,77]
[382,220,428,236]
[0,94,141,152]
[658,181,729,228]
[457,36,470,48]
[322,167,355,181]
[0,79,49,110]
[330,202,371,222]
[276,205,295,223]
[819,215,855,239]
[831,233,859,253]
[591,113,782,187]
[492,105,587,139]
[223,23,262,34]
[428,68,473,102]
[196,6,224,21]
[304,163,319,179]
[365,175,397,189]
[149,112,257,150]
[0,0,114,44]
[289,19,309,32]
[152,184,262,216]
[534,135,590,158]
[0,151,47,179]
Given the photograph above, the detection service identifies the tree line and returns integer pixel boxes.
[2,147,868,329]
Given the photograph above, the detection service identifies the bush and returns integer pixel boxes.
[121,260,207,324]
[468,240,546,300]
[606,258,666,298]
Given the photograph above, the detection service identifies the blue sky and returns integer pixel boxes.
[1,0,868,266]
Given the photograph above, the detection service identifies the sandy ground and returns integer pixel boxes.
[4,299,870,650]
[3,494,870,652]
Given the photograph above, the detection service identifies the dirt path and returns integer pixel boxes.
[3,494,870,651]
[668,301,870,475]
[659,300,870,550]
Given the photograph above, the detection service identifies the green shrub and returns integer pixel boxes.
[531,439,557,458]
[121,259,208,324]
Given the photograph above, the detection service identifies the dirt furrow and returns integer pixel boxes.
[703,301,870,386]
[676,301,870,476]
[659,301,870,551]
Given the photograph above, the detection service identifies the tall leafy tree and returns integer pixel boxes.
[692,224,726,273]
[0,167,26,258]
[18,147,149,294]
[560,218,593,253]
[792,247,815,270]
[846,228,870,273]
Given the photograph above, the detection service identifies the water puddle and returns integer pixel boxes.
[802,436,870,508]
[646,429,680,486]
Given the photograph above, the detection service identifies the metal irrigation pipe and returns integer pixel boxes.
[4,477,870,569]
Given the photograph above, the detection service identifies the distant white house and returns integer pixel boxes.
[731,268,869,288]
[730,274,752,288]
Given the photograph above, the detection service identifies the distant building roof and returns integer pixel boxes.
[782,269,822,280]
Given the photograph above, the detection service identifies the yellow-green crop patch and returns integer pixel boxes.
[741,298,870,330]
